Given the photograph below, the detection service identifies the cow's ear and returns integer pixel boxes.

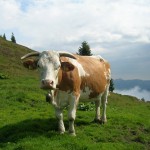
[61,62,75,72]
[22,59,38,70]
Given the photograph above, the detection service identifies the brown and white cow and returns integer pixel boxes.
[21,50,111,136]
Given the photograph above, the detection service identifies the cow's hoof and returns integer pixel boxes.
[100,119,107,124]
[69,132,76,136]
[59,131,65,135]
[93,118,101,124]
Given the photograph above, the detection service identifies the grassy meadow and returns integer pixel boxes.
[0,37,150,149]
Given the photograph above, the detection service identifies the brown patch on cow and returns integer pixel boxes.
[57,57,81,97]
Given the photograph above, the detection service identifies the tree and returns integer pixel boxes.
[109,78,115,92]
[3,33,6,40]
[11,33,16,43]
[78,41,92,56]
[141,98,145,102]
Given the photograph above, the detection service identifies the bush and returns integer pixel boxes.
[78,102,95,111]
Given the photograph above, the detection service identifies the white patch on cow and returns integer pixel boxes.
[68,58,89,77]
[80,87,92,101]
[108,69,111,77]
[104,71,108,80]
[104,68,111,82]
[53,90,72,108]
[80,87,101,102]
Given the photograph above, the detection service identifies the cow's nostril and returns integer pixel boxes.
[50,80,54,85]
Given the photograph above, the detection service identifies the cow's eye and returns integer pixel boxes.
[54,64,60,70]
[37,63,41,69]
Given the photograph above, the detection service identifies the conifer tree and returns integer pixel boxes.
[3,33,6,40]
[109,78,115,92]
[78,41,92,56]
[11,33,16,43]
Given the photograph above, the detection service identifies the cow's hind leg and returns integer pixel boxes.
[101,88,109,124]
[55,108,65,134]
[94,99,101,123]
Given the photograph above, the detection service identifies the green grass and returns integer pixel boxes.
[0,77,150,150]
[0,37,150,149]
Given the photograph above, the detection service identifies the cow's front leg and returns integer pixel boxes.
[68,95,79,136]
[55,108,65,134]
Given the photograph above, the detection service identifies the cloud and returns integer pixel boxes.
[1,0,150,49]
[115,86,150,101]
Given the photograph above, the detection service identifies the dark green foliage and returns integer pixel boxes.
[78,41,92,56]
[11,32,16,43]
[2,33,6,40]
[78,102,95,111]
[109,78,115,92]
[141,97,145,102]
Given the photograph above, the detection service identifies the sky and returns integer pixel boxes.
[0,0,150,80]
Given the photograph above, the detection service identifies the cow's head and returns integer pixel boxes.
[21,51,76,90]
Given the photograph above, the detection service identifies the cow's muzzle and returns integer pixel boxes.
[41,79,58,90]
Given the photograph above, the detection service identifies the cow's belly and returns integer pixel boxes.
[80,94,100,102]
[56,88,102,108]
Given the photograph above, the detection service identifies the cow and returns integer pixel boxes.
[21,50,111,136]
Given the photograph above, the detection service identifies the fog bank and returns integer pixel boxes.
[115,86,150,101]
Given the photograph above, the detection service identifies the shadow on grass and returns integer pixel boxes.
[0,118,58,143]
[0,118,91,144]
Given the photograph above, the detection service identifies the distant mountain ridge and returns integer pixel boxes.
[114,79,150,91]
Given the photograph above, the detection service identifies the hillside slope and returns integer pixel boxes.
[0,37,37,78]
